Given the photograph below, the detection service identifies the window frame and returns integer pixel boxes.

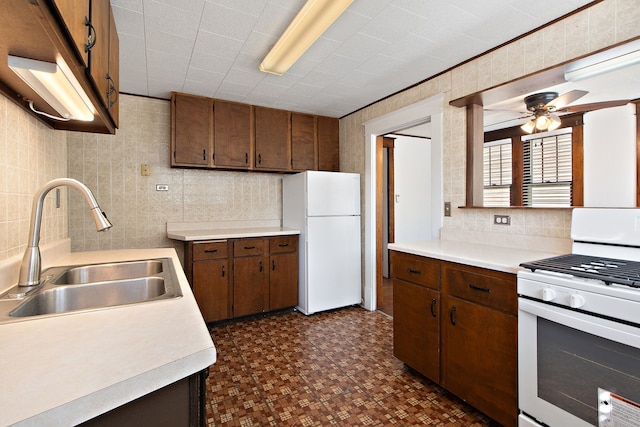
[483,112,584,207]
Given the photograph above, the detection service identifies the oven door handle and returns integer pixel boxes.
[518,298,640,346]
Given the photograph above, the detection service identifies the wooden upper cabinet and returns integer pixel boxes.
[106,5,119,127]
[214,100,252,169]
[88,0,109,114]
[171,93,212,167]
[291,113,316,171]
[255,106,291,171]
[50,0,90,67]
[317,116,339,171]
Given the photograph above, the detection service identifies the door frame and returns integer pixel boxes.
[362,94,444,311]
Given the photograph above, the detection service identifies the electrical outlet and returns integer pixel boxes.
[444,202,451,217]
[141,164,150,176]
[494,215,511,225]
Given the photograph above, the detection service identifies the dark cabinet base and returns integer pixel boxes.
[79,370,208,427]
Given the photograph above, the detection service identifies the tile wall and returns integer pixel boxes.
[67,95,283,260]
[0,96,68,262]
[340,0,640,251]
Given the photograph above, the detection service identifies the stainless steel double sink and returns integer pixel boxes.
[0,258,182,323]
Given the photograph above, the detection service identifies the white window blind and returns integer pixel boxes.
[522,129,572,207]
[483,139,512,207]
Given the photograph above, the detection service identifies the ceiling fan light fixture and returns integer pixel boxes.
[259,0,353,76]
[547,113,561,131]
[521,119,536,133]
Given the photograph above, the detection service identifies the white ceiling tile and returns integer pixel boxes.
[112,0,599,117]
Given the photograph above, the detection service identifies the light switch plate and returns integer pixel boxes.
[444,202,451,217]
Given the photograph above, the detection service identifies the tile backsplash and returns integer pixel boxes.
[0,96,68,261]
[67,95,283,258]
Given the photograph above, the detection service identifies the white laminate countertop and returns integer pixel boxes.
[0,248,216,427]
[167,226,300,241]
[388,240,562,274]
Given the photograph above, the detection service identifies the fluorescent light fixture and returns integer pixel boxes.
[8,55,95,121]
[564,48,640,82]
[259,0,353,75]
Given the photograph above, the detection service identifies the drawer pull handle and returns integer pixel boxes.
[469,283,491,293]
[430,298,437,317]
[221,265,225,277]
[278,243,289,247]
[407,268,421,275]
[450,306,456,325]
[244,246,256,250]
[204,249,218,253]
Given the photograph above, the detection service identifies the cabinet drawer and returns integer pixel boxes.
[444,266,516,314]
[234,239,266,257]
[269,236,298,254]
[390,251,439,290]
[192,241,227,261]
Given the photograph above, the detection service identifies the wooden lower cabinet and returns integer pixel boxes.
[392,279,440,383]
[79,370,207,427]
[391,251,517,427]
[185,235,298,322]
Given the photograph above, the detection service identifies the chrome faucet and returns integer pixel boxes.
[18,178,112,288]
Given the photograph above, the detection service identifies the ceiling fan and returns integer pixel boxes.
[488,89,631,133]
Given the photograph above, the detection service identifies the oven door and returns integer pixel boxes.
[518,297,640,427]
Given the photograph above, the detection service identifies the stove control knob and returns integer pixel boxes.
[570,294,586,308]
[542,288,556,301]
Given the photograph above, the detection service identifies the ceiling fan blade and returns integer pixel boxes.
[484,108,530,115]
[546,89,588,109]
[486,114,531,127]
[557,99,630,113]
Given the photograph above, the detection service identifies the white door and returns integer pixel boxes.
[306,215,361,314]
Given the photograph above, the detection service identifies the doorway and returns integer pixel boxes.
[362,94,444,313]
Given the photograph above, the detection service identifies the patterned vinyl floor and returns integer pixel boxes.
[205,306,501,426]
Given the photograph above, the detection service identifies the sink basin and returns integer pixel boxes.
[10,277,167,317]
[1,257,182,322]
[52,260,163,284]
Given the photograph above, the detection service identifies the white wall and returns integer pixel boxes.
[584,104,637,207]
[394,136,432,243]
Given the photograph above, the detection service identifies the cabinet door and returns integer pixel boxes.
[255,106,290,170]
[214,100,252,168]
[233,256,268,317]
[88,0,110,110]
[393,278,440,383]
[317,116,339,171]
[106,5,119,126]
[291,113,315,171]
[171,94,212,167]
[442,296,517,427]
[269,251,298,310]
[193,259,229,322]
[51,0,90,67]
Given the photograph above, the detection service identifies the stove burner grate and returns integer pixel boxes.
[520,254,640,288]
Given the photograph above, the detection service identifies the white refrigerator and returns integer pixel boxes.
[283,171,362,315]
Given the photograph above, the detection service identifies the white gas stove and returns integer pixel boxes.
[517,208,640,427]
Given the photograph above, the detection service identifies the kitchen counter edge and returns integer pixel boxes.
[167,226,300,241]
[388,240,560,274]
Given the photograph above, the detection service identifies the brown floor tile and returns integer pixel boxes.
[206,307,500,427]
